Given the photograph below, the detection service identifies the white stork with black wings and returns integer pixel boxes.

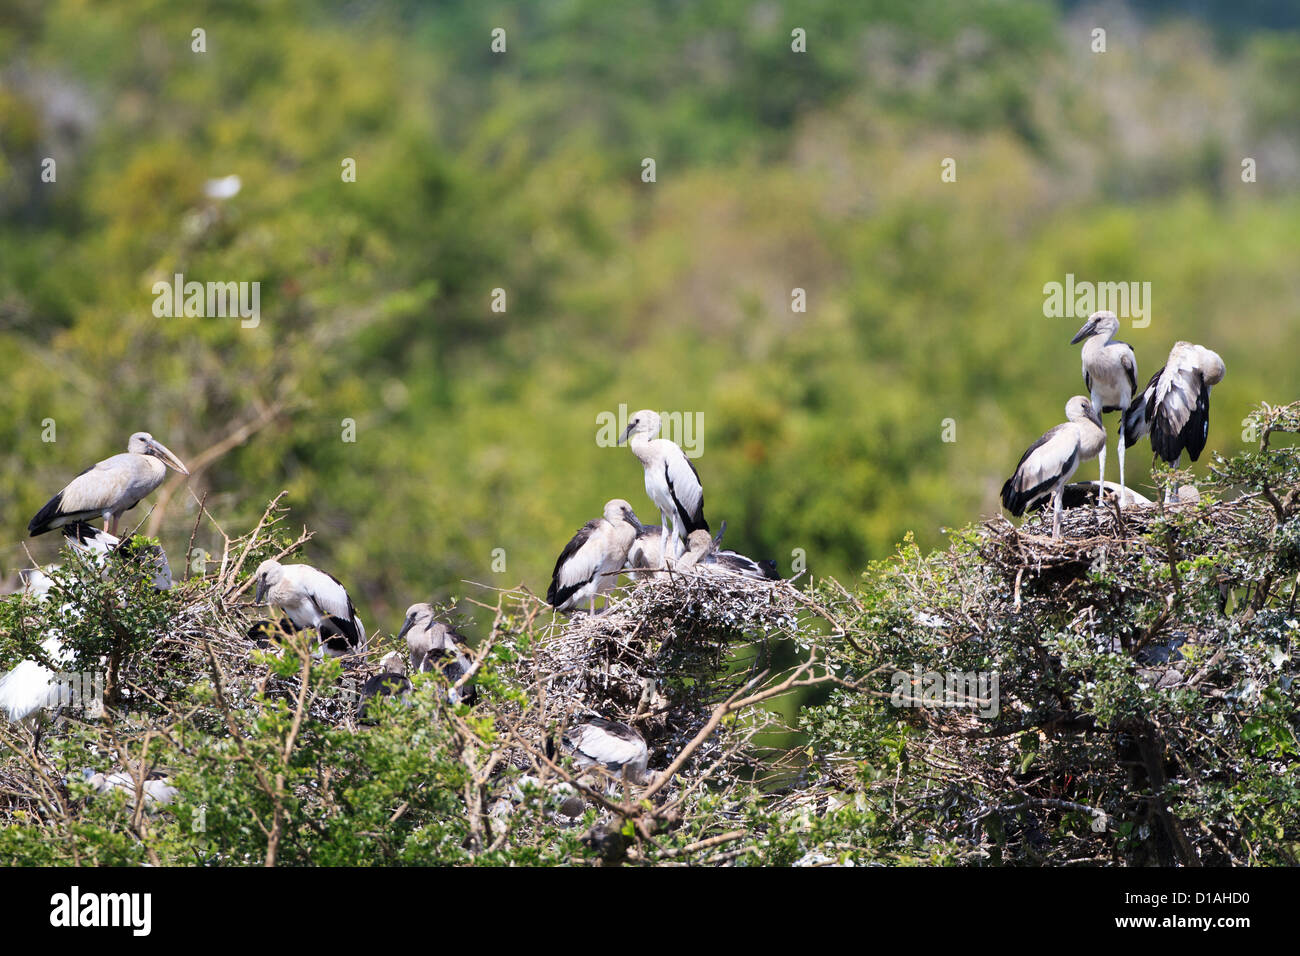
[547,499,642,613]
[1001,396,1106,539]
[28,432,189,537]
[1071,311,1138,505]
[559,717,653,785]
[252,560,367,659]
[1123,341,1225,498]
[620,409,708,564]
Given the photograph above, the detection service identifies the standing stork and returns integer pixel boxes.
[28,433,189,537]
[1122,341,1226,501]
[619,409,708,563]
[1001,396,1106,539]
[398,603,478,706]
[547,499,642,613]
[1070,312,1138,506]
[251,560,367,659]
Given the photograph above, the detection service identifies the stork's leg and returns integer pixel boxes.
[1096,442,1107,507]
[1053,485,1064,540]
[658,516,671,569]
[107,514,119,537]
[1117,431,1128,508]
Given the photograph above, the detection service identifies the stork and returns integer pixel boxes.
[1,530,173,731]
[356,652,412,721]
[554,717,656,786]
[619,409,708,563]
[677,521,781,580]
[1001,396,1106,539]
[1070,312,1138,506]
[82,769,179,811]
[1037,481,1154,511]
[1122,341,1226,501]
[547,499,642,613]
[251,560,367,659]
[398,603,478,706]
[28,432,189,537]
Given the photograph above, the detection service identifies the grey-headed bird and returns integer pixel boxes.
[619,410,708,563]
[547,499,642,613]
[1071,312,1138,505]
[28,433,189,537]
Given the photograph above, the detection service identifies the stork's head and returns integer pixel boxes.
[1065,395,1103,429]
[1070,310,1120,345]
[252,559,284,604]
[379,651,407,675]
[686,529,714,558]
[127,432,190,476]
[619,409,662,445]
[397,602,437,642]
[603,498,642,530]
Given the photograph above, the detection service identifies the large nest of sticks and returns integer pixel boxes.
[496,567,808,774]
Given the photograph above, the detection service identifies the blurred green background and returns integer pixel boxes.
[2,0,1298,630]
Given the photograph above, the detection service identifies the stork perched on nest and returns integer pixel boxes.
[251,560,367,659]
[28,433,189,537]
[1001,396,1106,539]
[547,499,642,614]
[356,652,412,721]
[675,523,782,580]
[1071,311,1138,506]
[398,603,478,706]
[619,409,708,564]
[1123,341,1226,501]
[552,717,657,786]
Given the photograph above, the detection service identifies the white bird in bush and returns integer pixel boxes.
[28,432,189,538]
[1001,396,1106,539]
[547,499,642,613]
[251,560,367,658]
[1,527,173,727]
[619,409,708,563]
[1070,311,1139,506]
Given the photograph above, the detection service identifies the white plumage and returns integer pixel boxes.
[547,499,642,613]
[1001,396,1107,539]
[619,409,708,564]
[1071,311,1139,506]
[1123,341,1226,495]
[28,432,189,537]
[560,717,652,784]
[252,560,367,658]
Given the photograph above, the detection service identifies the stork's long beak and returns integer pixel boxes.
[147,438,190,476]
[618,423,635,445]
[622,507,644,531]
[254,578,269,604]
[713,520,727,547]
[396,617,414,642]
[1070,318,1097,345]
[1088,405,1104,429]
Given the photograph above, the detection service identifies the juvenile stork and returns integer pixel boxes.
[252,560,367,659]
[28,433,189,537]
[619,409,708,563]
[1001,396,1106,539]
[1070,312,1138,506]
[398,603,478,706]
[555,717,655,786]
[547,499,642,613]
[356,652,412,722]
[1123,341,1226,500]
[677,524,782,580]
